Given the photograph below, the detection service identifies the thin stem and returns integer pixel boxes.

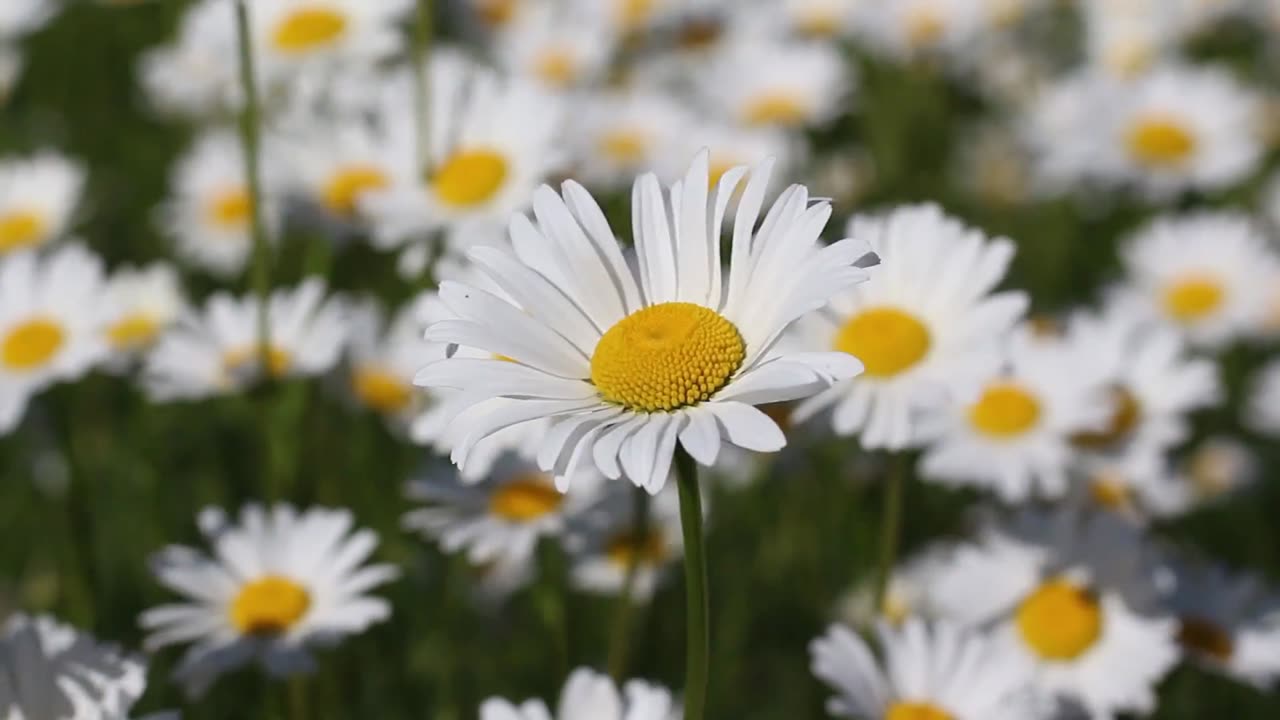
[607,486,651,680]
[411,0,434,174]
[874,453,908,611]
[674,449,709,720]
[288,675,309,720]
[232,0,272,365]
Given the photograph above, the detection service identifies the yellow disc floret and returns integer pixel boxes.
[352,366,414,414]
[968,382,1042,439]
[1016,579,1104,660]
[885,702,954,720]
[323,166,390,217]
[2,318,65,371]
[834,307,931,378]
[230,576,311,635]
[591,302,745,413]
[489,473,565,522]
[1127,116,1197,168]
[1163,274,1224,323]
[106,314,162,350]
[431,149,508,208]
[272,8,348,54]
[0,209,48,253]
[1177,616,1234,662]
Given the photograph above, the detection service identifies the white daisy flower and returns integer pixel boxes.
[97,263,187,365]
[793,204,1028,451]
[836,544,954,631]
[344,298,435,425]
[0,153,86,257]
[140,503,399,697]
[363,49,564,247]
[699,37,851,130]
[138,0,244,119]
[0,245,107,435]
[250,0,412,75]
[0,0,57,40]
[0,613,148,720]
[572,484,684,600]
[160,131,284,277]
[1246,359,1280,436]
[1021,70,1124,195]
[1113,437,1258,519]
[143,279,346,401]
[495,2,615,93]
[919,324,1112,502]
[1178,436,1257,505]
[480,666,678,720]
[1159,556,1280,688]
[1118,212,1275,348]
[415,153,872,491]
[403,454,602,568]
[930,510,1179,718]
[1069,456,1191,523]
[852,0,985,62]
[571,88,696,190]
[810,619,1039,720]
[1080,0,1180,77]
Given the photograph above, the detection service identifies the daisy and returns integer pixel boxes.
[1069,457,1192,523]
[495,3,615,93]
[362,49,564,247]
[0,613,148,720]
[98,262,187,363]
[699,37,850,130]
[1178,436,1256,504]
[852,0,985,62]
[810,619,1039,720]
[1246,359,1280,436]
[571,88,696,190]
[0,245,107,435]
[140,503,399,697]
[1021,70,1124,194]
[403,454,601,568]
[415,153,872,491]
[572,484,684,600]
[919,323,1112,502]
[344,298,436,424]
[1159,556,1280,688]
[930,510,1179,718]
[1118,212,1275,348]
[138,0,244,119]
[0,153,85,257]
[793,204,1028,451]
[778,0,859,39]
[1080,0,1180,77]
[480,667,678,720]
[250,0,412,75]
[0,0,57,40]
[160,131,283,277]
[143,279,346,401]
[1107,64,1262,198]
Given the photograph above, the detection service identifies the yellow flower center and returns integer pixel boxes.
[207,188,252,231]
[1016,579,1103,661]
[606,529,668,569]
[229,576,311,635]
[1162,274,1224,323]
[106,313,162,350]
[1127,116,1197,168]
[882,592,910,626]
[591,302,745,413]
[797,12,842,37]
[968,382,1041,438]
[2,318,65,371]
[1107,43,1153,78]
[477,0,518,26]
[223,345,293,378]
[676,19,724,50]
[323,165,390,217]
[0,209,48,253]
[907,10,945,47]
[534,49,578,88]
[1177,616,1234,662]
[353,366,414,414]
[1089,475,1133,511]
[742,93,808,128]
[884,702,954,720]
[620,0,656,31]
[834,307,931,379]
[489,473,565,522]
[272,7,349,54]
[431,149,508,208]
[600,130,648,164]
[1073,386,1141,449]
[707,158,738,190]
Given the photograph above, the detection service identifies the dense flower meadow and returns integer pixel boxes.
[3,0,1280,717]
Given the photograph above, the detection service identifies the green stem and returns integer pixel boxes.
[607,486,651,680]
[874,453,908,611]
[232,0,272,365]
[288,675,309,720]
[674,449,709,720]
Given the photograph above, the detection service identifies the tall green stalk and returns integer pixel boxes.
[607,486,651,679]
[874,453,908,610]
[232,0,272,368]
[674,449,709,720]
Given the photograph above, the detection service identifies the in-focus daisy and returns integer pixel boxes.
[141,504,399,697]
[0,153,85,257]
[1118,212,1275,348]
[572,484,683,600]
[572,88,694,190]
[1159,556,1280,688]
[495,3,614,93]
[160,131,283,277]
[404,454,601,569]
[250,0,412,74]
[98,262,186,363]
[415,153,872,491]
[480,666,678,720]
[143,279,346,401]
[930,510,1179,718]
[852,0,984,62]
[811,619,1038,720]
[344,298,436,425]
[698,37,851,130]
[1246,359,1280,436]
[919,324,1111,502]
[794,204,1027,450]
[0,245,106,435]
[0,613,148,720]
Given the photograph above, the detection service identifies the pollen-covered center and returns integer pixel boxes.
[2,318,65,371]
[1177,616,1234,662]
[591,302,745,413]
[969,382,1042,439]
[206,188,252,231]
[834,307,931,379]
[353,366,414,414]
[323,165,390,217]
[606,528,669,569]
[0,209,48,252]
[1073,385,1141,449]
[884,701,954,720]
[1089,475,1133,511]
[1163,274,1224,323]
[223,345,293,378]
[230,576,311,635]
[431,149,508,208]
[272,7,349,54]
[107,313,163,350]
[1127,115,1197,168]
[600,130,649,164]
[742,93,808,128]
[489,472,565,522]
[534,48,578,88]
[1016,579,1103,661]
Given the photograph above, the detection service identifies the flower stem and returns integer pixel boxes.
[674,449,709,720]
[232,0,272,366]
[874,453,908,611]
[411,0,434,173]
[607,486,651,680]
